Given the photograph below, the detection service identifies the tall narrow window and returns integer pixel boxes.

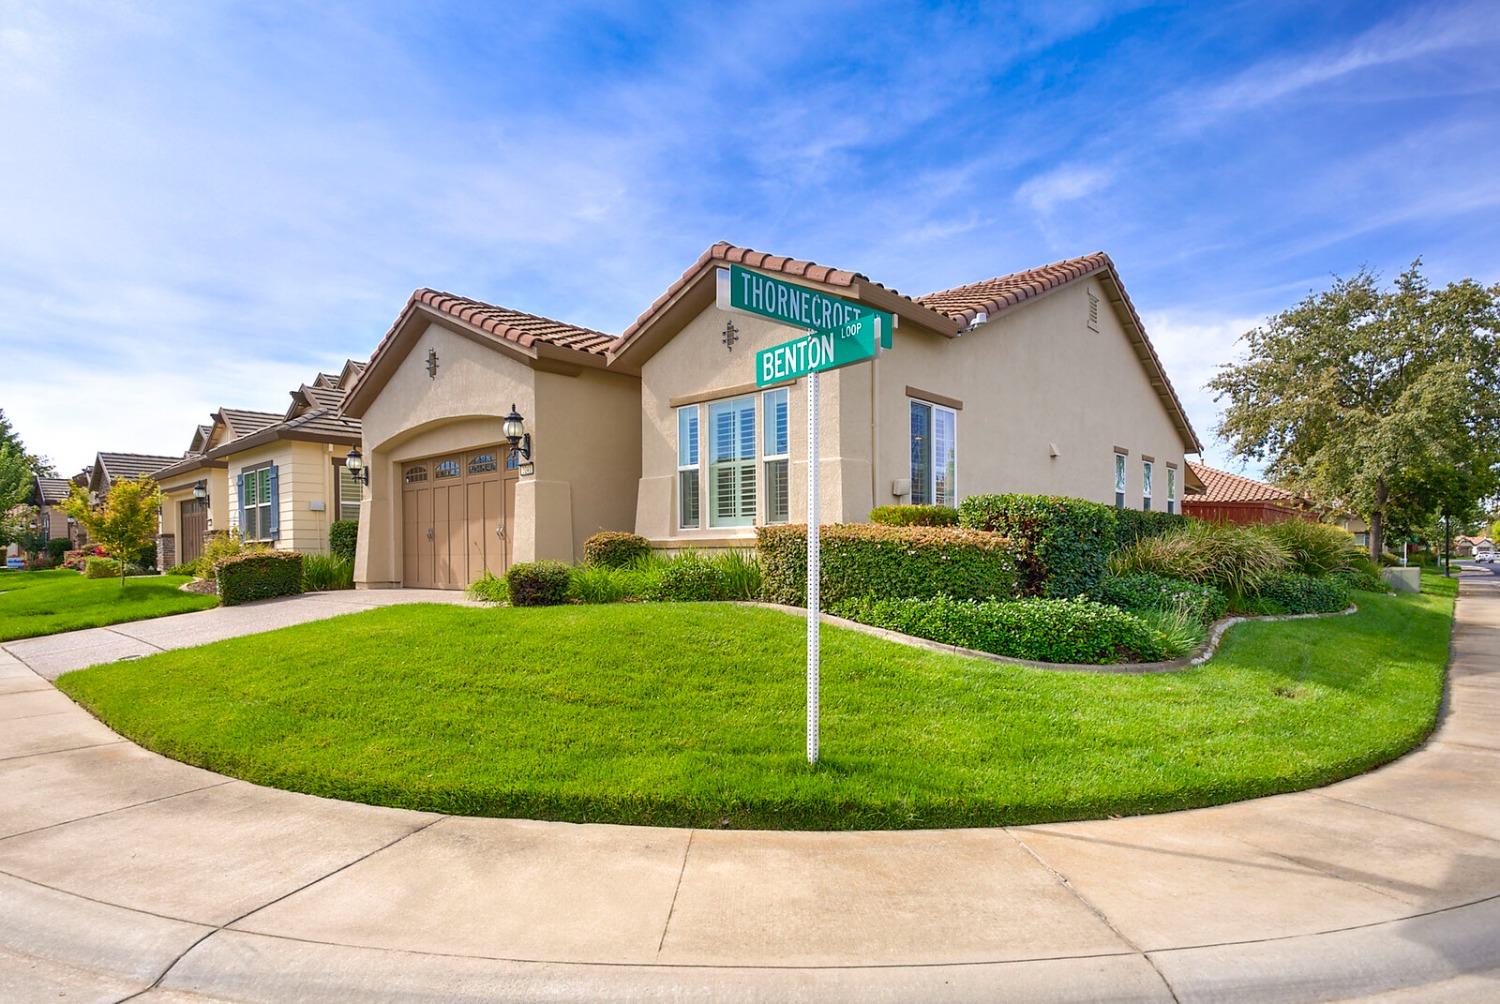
[910,399,957,507]
[708,396,756,527]
[335,463,362,521]
[677,405,700,529]
[241,466,272,541]
[1114,452,1127,509]
[1167,466,1177,515]
[763,388,789,524]
[1142,460,1153,512]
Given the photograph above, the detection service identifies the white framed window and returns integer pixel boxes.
[1114,452,1127,509]
[1142,460,1154,511]
[910,399,957,506]
[241,465,272,541]
[708,396,757,528]
[677,405,700,529]
[762,388,789,525]
[1167,466,1177,515]
[334,462,362,521]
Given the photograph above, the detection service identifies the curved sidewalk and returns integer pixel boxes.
[0,579,1497,1002]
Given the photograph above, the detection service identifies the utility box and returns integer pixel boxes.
[1382,567,1421,593]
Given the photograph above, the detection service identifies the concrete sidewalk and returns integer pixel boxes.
[1,577,1498,1001]
[2,588,478,680]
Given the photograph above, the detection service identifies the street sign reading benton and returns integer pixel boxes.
[718,264,894,349]
[755,313,880,387]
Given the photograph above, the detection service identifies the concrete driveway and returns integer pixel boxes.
[1,578,1498,1001]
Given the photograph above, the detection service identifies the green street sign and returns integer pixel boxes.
[718,264,894,349]
[756,313,882,387]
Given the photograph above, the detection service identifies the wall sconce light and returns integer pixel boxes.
[345,447,369,486]
[503,404,532,463]
[192,480,209,502]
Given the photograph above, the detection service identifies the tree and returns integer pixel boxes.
[61,476,162,587]
[0,409,53,478]
[0,504,35,554]
[1211,262,1500,559]
[0,444,32,551]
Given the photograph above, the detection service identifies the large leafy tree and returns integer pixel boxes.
[0,408,54,478]
[61,476,162,587]
[0,444,32,551]
[1211,263,1500,558]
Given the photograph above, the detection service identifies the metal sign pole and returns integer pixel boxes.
[806,367,820,765]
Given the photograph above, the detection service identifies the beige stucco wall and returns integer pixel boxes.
[353,321,641,586]
[636,273,1193,541]
[223,439,342,555]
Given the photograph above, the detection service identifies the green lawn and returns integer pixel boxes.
[56,576,1455,830]
[0,569,217,641]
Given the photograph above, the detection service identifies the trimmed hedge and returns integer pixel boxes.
[833,594,1172,664]
[83,556,121,579]
[329,520,359,562]
[1095,572,1228,626]
[506,560,572,606]
[869,504,960,527]
[957,494,1116,598]
[1247,573,1352,615]
[758,524,1018,608]
[216,551,303,606]
[1113,509,1190,550]
[583,531,651,569]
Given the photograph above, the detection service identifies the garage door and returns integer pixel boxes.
[401,448,515,589]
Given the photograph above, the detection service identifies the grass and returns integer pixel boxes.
[0,569,218,642]
[56,575,1456,830]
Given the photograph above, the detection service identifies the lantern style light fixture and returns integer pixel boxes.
[503,404,532,463]
[345,447,369,486]
[192,480,208,502]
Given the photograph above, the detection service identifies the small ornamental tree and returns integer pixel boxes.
[61,476,162,587]
[0,504,36,554]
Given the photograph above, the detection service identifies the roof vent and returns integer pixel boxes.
[1087,292,1100,332]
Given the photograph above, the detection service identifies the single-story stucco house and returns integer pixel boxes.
[29,475,85,548]
[86,452,183,504]
[1181,462,1316,525]
[342,243,1204,590]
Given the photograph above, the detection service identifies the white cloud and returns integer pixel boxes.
[1139,310,1264,470]
[1015,165,1113,215]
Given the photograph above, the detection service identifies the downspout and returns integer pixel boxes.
[870,350,879,513]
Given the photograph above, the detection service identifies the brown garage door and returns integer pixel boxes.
[178,498,207,566]
[401,448,515,589]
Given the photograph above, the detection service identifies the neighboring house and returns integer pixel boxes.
[611,245,1202,552]
[150,424,230,570]
[1182,462,1316,525]
[87,452,182,503]
[28,475,85,548]
[343,243,1204,589]
[1453,534,1494,558]
[206,362,367,557]
[341,295,638,589]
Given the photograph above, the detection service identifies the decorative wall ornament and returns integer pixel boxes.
[426,347,439,378]
[721,320,740,352]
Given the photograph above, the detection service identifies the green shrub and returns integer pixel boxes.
[957,494,1116,598]
[1110,521,1291,595]
[83,556,121,579]
[645,552,730,602]
[582,531,651,569]
[758,524,1019,609]
[216,551,303,606]
[46,538,70,565]
[467,571,509,603]
[1245,573,1351,615]
[506,560,572,606]
[869,504,960,527]
[1113,509,1190,550]
[1094,572,1228,626]
[329,520,359,562]
[1133,605,1207,659]
[1335,556,1386,593]
[569,564,646,604]
[1263,520,1365,576]
[165,562,196,576]
[302,554,354,591]
[197,531,266,581]
[833,594,1171,664]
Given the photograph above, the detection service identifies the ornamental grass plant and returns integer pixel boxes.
[1109,520,1291,596]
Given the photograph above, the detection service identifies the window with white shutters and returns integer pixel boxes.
[708,396,756,528]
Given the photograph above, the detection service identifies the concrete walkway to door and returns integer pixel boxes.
[3,587,478,681]
[1,575,1499,1001]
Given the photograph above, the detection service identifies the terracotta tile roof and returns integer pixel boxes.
[96,452,183,483]
[916,253,1111,327]
[1186,462,1303,504]
[35,477,72,504]
[413,289,616,356]
[613,241,951,356]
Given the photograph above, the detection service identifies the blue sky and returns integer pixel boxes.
[3,0,1498,476]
